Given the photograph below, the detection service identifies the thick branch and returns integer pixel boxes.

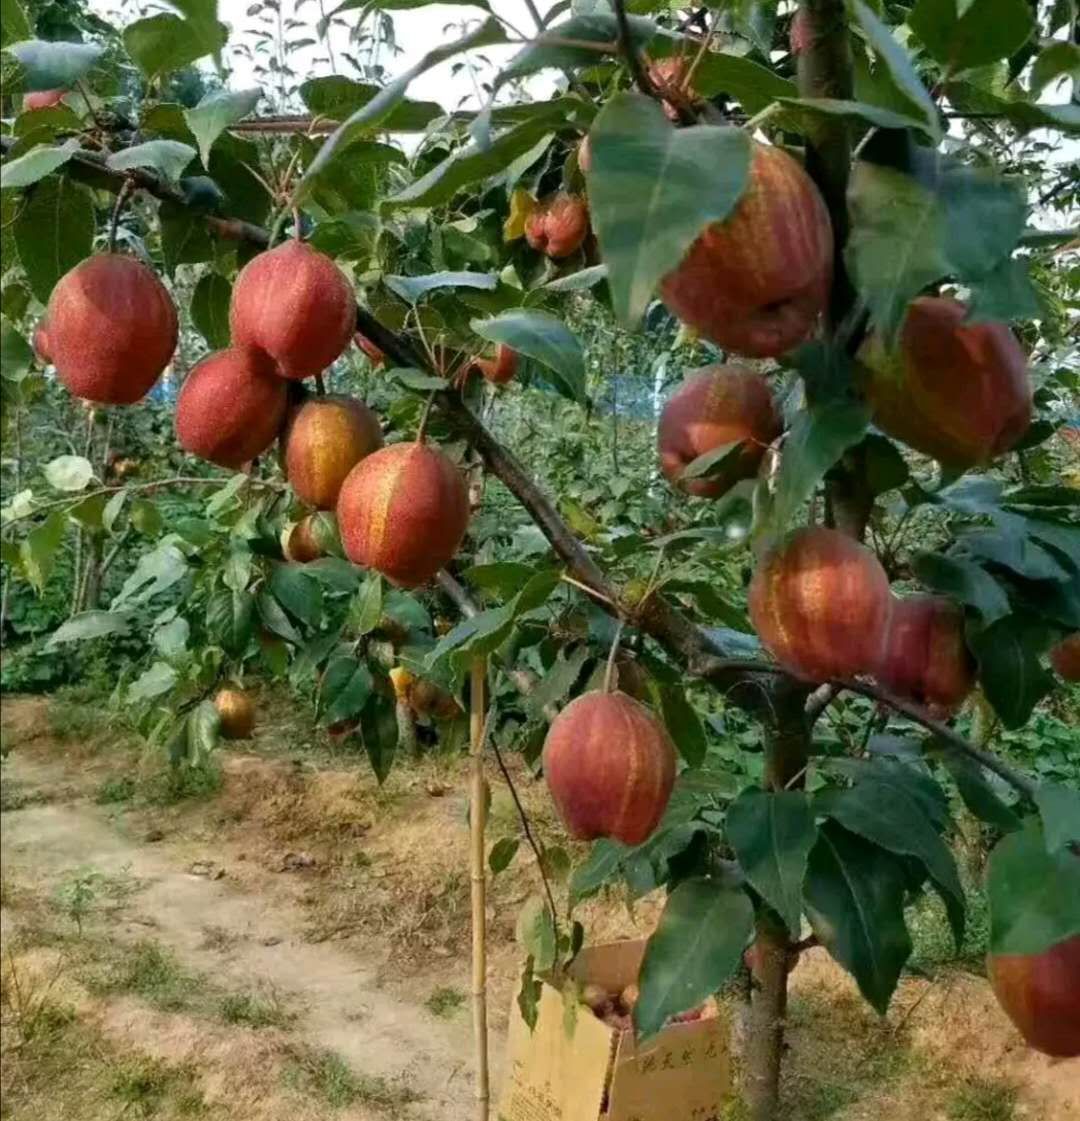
[796,0,855,326]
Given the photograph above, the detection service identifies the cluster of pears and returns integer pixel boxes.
[35,238,479,589]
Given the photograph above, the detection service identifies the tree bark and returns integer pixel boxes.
[745,680,812,1121]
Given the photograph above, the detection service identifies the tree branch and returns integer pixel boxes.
[3,135,1042,802]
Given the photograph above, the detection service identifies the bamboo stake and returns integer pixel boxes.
[469,657,490,1121]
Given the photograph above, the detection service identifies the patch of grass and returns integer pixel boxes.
[95,939,200,1012]
[424,985,465,1018]
[782,988,915,1121]
[0,779,47,812]
[45,697,112,743]
[109,1055,207,1118]
[142,763,222,807]
[218,988,293,1029]
[282,1047,420,1112]
[908,874,990,974]
[946,1076,1018,1121]
[96,775,137,804]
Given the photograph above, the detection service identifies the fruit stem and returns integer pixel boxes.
[602,619,626,693]
[108,177,135,254]
[415,389,438,444]
[314,373,326,396]
[291,206,302,240]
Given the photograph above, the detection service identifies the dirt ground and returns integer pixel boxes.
[1,693,1077,1121]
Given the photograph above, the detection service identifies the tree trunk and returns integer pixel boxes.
[744,681,811,1121]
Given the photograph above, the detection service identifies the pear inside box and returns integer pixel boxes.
[497,940,733,1121]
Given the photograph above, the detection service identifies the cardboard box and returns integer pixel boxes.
[497,940,733,1121]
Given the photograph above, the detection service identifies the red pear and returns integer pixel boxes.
[988,934,1080,1057]
[43,254,178,404]
[470,344,518,386]
[230,240,356,380]
[525,194,589,259]
[542,691,676,846]
[659,142,833,358]
[336,442,470,588]
[176,347,288,468]
[658,365,781,498]
[283,394,383,510]
[215,689,255,739]
[876,595,975,715]
[858,297,1031,467]
[1050,633,1080,681]
[749,527,892,682]
[23,89,66,111]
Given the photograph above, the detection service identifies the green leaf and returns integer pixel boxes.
[0,317,33,382]
[270,564,323,626]
[471,309,586,406]
[966,256,1041,323]
[847,0,940,136]
[588,92,751,328]
[515,896,557,972]
[1029,40,1080,96]
[46,610,132,647]
[803,822,913,1014]
[501,14,655,82]
[190,272,231,349]
[688,49,796,116]
[128,660,179,702]
[187,698,221,763]
[987,819,1080,955]
[102,489,127,534]
[128,498,161,536]
[0,0,32,48]
[657,685,706,768]
[908,0,1035,74]
[154,616,189,659]
[527,645,590,715]
[428,571,560,675]
[257,589,302,645]
[0,138,79,190]
[299,76,442,132]
[912,553,1011,623]
[320,654,374,724]
[183,88,260,168]
[350,573,383,637]
[489,837,520,874]
[20,511,67,593]
[384,271,497,303]
[5,39,102,90]
[1035,783,1080,854]
[107,141,196,183]
[206,587,254,657]
[297,19,506,201]
[827,775,965,947]
[358,691,398,782]
[775,97,929,135]
[634,877,753,1040]
[726,788,816,936]
[846,148,1026,340]
[969,616,1054,729]
[112,543,188,608]
[43,454,93,492]
[123,14,223,80]
[937,747,1021,832]
[569,839,627,905]
[771,398,870,530]
[388,118,565,208]
[13,175,94,304]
